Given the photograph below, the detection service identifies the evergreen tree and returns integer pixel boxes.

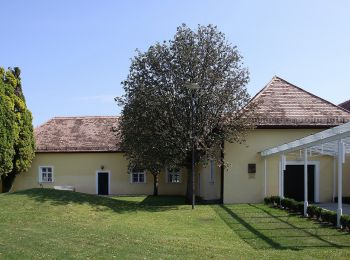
[0,67,35,192]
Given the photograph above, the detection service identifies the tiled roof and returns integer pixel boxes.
[35,77,350,152]
[35,116,121,152]
[339,100,350,112]
[250,76,350,127]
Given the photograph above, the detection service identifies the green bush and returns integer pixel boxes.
[341,215,350,231]
[264,197,271,205]
[321,210,337,226]
[280,198,288,208]
[307,205,317,217]
[281,198,300,211]
[270,196,281,206]
[295,202,304,214]
[314,207,323,220]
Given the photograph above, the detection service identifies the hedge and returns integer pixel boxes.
[264,196,350,231]
[341,215,350,230]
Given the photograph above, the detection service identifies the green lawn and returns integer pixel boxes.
[1,189,350,259]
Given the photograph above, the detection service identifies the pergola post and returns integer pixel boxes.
[281,154,285,198]
[279,154,286,198]
[304,148,308,216]
[333,156,337,202]
[264,158,267,197]
[337,140,345,227]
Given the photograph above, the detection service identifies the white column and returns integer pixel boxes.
[264,158,267,197]
[278,156,282,197]
[281,154,285,198]
[333,156,337,202]
[337,140,345,227]
[304,148,308,216]
[279,154,285,197]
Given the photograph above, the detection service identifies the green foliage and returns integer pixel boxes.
[295,201,304,213]
[314,206,323,220]
[341,215,350,230]
[0,73,17,176]
[321,210,337,226]
[270,196,281,205]
[307,205,316,217]
[263,197,271,205]
[0,67,35,192]
[281,198,295,209]
[264,196,282,207]
[118,24,257,197]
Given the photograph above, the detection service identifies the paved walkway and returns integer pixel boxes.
[317,203,350,215]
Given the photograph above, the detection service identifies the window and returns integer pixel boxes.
[167,168,181,183]
[39,166,53,183]
[131,170,146,184]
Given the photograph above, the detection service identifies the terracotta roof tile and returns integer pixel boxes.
[339,100,350,112]
[250,76,350,127]
[35,77,350,152]
[35,116,121,152]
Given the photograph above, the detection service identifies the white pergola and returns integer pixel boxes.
[261,121,350,227]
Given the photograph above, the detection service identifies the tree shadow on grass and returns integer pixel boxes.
[213,204,350,250]
[11,188,185,214]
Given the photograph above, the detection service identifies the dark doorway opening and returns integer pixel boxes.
[97,172,109,195]
[284,165,315,202]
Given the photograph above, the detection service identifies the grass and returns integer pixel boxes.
[1,189,350,259]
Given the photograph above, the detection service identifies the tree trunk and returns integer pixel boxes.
[186,165,193,204]
[1,172,17,193]
[152,173,159,196]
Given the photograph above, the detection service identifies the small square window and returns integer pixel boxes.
[131,170,146,184]
[167,168,181,183]
[39,166,53,183]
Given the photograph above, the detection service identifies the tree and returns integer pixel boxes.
[0,68,17,180]
[117,24,256,200]
[0,67,35,192]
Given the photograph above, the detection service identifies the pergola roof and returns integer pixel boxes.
[261,122,350,157]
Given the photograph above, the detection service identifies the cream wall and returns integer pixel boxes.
[222,128,350,204]
[13,152,187,195]
[198,162,221,200]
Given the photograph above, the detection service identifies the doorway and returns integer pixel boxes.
[97,172,109,195]
[284,165,315,202]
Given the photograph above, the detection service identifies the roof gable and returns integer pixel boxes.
[35,116,121,152]
[251,76,350,127]
[339,100,350,112]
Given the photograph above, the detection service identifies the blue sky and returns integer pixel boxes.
[1,0,350,126]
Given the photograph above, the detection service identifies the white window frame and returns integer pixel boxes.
[166,168,182,184]
[130,170,146,184]
[38,166,54,183]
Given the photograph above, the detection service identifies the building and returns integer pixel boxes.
[339,100,350,112]
[11,76,350,204]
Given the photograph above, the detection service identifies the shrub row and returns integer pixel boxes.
[264,196,350,231]
[264,196,303,213]
[264,196,280,205]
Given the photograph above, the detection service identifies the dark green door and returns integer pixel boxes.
[98,172,109,195]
